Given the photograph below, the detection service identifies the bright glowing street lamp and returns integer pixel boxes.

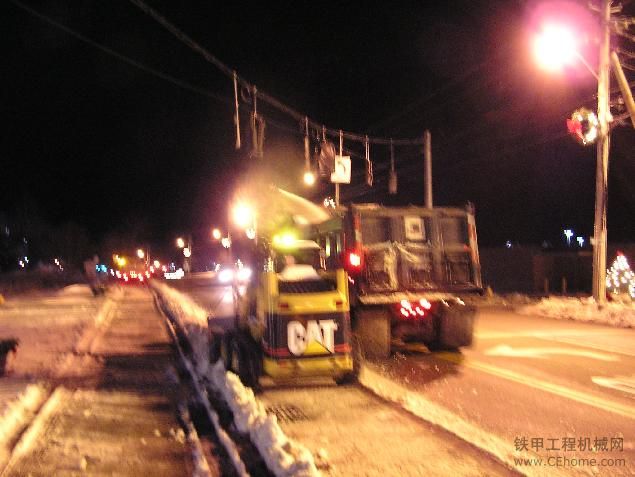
[532,1,613,304]
[212,228,222,240]
[137,248,145,259]
[176,237,185,249]
[232,203,254,229]
[533,24,579,72]
[303,170,316,186]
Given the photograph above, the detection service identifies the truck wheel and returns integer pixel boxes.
[354,308,391,359]
[335,336,362,385]
[434,303,475,350]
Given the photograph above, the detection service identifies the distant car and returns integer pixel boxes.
[116,269,150,285]
[215,261,252,284]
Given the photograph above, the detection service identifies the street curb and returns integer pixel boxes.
[0,387,66,477]
[151,290,249,477]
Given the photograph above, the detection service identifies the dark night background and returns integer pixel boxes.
[2,0,634,267]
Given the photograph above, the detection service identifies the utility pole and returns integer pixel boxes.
[592,0,611,305]
[424,130,433,208]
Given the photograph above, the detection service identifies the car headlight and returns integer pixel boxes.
[218,269,234,283]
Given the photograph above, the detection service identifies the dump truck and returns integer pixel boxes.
[310,203,482,358]
[208,234,357,387]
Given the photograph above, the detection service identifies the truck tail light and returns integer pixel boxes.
[348,252,361,268]
[396,299,435,319]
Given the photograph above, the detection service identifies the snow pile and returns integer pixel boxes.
[151,281,210,375]
[151,281,320,477]
[517,296,635,328]
[60,284,93,296]
[0,383,49,461]
[208,361,319,477]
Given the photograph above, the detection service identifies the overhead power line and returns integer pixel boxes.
[126,0,424,146]
[8,0,231,106]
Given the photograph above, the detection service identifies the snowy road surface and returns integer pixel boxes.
[170,276,514,476]
[372,308,635,476]
[0,286,207,476]
[259,382,511,476]
[172,274,634,476]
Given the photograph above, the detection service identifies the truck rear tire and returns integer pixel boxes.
[354,308,391,359]
[435,303,475,350]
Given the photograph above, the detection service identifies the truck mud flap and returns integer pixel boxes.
[437,303,475,349]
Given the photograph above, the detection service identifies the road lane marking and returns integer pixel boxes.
[541,336,635,358]
[484,344,620,361]
[592,375,635,396]
[438,353,635,420]
[475,331,635,358]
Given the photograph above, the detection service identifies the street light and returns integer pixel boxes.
[533,24,578,72]
[137,248,145,259]
[303,170,316,186]
[176,236,192,273]
[532,1,613,304]
[232,202,255,229]
[212,228,222,240]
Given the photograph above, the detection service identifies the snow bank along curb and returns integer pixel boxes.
[74,287,123,355]
[178,404,213,477]
[8,387,65,461]
[151,281,320,477]
[359,365,572,477]
[517,296,635,328]
[151,282,209,375]
[0,385,62,474]
[159,304,248,477]
[0,383,49,463]
[207,361,319,477]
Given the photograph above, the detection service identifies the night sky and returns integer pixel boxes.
[3,0,634,258]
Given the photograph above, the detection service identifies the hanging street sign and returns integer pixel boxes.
[331,155,351,184]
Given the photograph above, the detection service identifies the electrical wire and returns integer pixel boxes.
[12,0,632,203]
[126,0,425,146]
[7,0,231,107]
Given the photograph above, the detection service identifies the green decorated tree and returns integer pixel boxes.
[606,252,635,300]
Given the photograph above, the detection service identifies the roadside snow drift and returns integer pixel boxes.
[151,281,320,477]
[517,296,635,328]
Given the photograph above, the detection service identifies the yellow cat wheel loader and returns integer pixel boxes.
[208,235,358,389]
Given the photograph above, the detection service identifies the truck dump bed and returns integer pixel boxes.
[349,204,482,296]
